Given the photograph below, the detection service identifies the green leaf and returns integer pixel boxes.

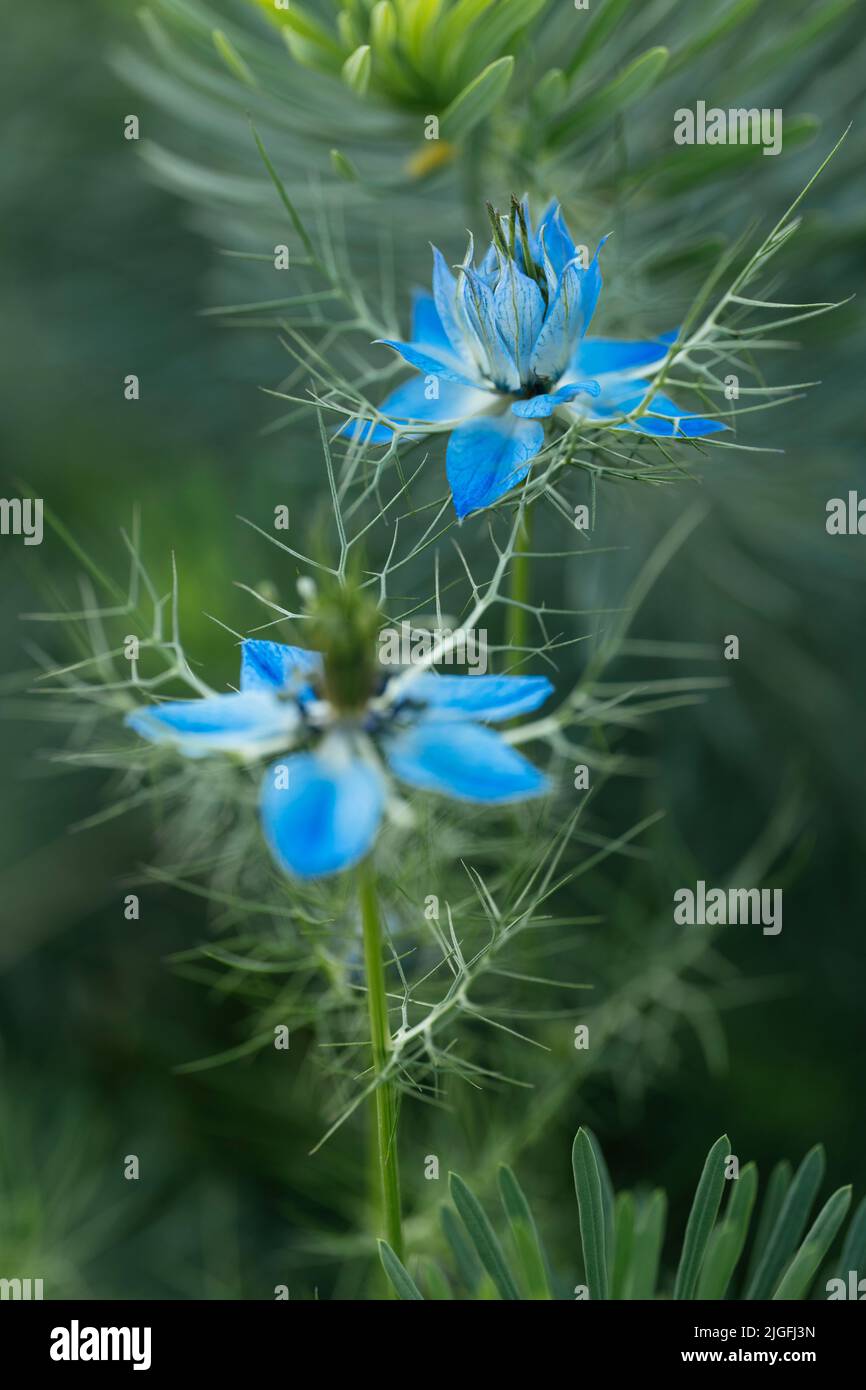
[441,1203,482,1294]
[583,1127,615,1276]
[572,1127,609,1300]
[211,30,258,88]
[745,1145,825,1299]
[773,1187,852,1301]
[550,47,670,147]
[743,1159,791,1292]
[449,1172,522,1301]
[673,1134,731,1300]
[420,1257,452,1300]
[564,0,632,80]
[378,1240,424,1299]
[439,55,514,143]
[434,0,495,61]
[454,0,547,84]
[696,1162,758,1299]
[498,1165,551,1300]
[531,68,567,117]
[330,148,359,181]
[735,0,856,87]
[625,1190,666,1300]
[264,2,345,67]
[668,0,761,77]
[610,1192,635,1300]
[628,116,819,198]
[404,0,446,68]
[370,0,398,53]
[836,1193,866,1281]
[342,44,372,95]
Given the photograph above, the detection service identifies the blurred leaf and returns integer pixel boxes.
[550,46,669,146]
[745,1145,825,1299]
[735,0,857,87]
[268,4,344,67]
[457,0,547,84]
[532,67,567,117]
[610,1191,635,1300]
[625,1190,666,1299]
[378,1239,425,1299]
[498,1165,551,1299]
[212,29,258,88]
[696,1161,758,1299]
[440,1202,482,1293]
[628,116,820,197]
[330,148,359,181]
[673,1133,731,1300]
[421,1257,452,1300]
[773,1187,852,1300]
[572,1127,609,1300]
[836,1194,866,1281]
[743,1159,791,1292]
[440,55,514,143]
[668,0,761,77]
[564,0,632,80]
[342,44,372,95]
[583,1126,615,1271]
[449,1172,521,1300]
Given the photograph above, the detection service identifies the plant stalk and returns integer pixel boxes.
[506,503,534,655]
[358,856,404,1263]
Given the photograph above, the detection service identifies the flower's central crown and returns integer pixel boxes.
[443,195,606,395]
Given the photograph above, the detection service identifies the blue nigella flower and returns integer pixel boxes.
[125,639,552,880]
[354,198,725,519]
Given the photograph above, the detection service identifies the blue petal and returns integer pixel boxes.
[334,416,395,445]
[375,338,486,390]
[459,268,521,391]
[396,673,553,722]
[410,290,455,360]
[536,202,578,282]
[511,380,600,419]
[446,412,545,518]
[492,260,546,383]
[126,691,297,758]
[571,332,676,379]
[531,237,608,382]
[240,640,322,693]
[259,748,384,878]
[431,245,473,362]
[386,719,547,803]
[588,380,728,437]
[375,373,492,432]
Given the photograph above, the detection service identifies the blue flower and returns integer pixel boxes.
[126,639,552,880]
[355,199,725,519]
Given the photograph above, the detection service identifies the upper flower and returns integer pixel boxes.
[125,626,552,880]
[353,198,726,518]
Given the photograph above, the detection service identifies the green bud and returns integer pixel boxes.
[341,44,372,95]
[369,0,397,53]
[330,148,359,181]
[307,581,383,713]
[533,67,567,117]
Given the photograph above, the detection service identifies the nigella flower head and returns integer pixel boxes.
[357,197,725,518]
[125,585,552,880]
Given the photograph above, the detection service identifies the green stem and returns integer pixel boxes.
[358,857,404,1263]
[506,503,534,655]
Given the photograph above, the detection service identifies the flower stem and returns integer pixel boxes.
[358,857,404,1264]
[506,503,534,655]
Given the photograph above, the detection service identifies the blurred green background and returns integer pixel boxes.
[1,0,864,1297]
